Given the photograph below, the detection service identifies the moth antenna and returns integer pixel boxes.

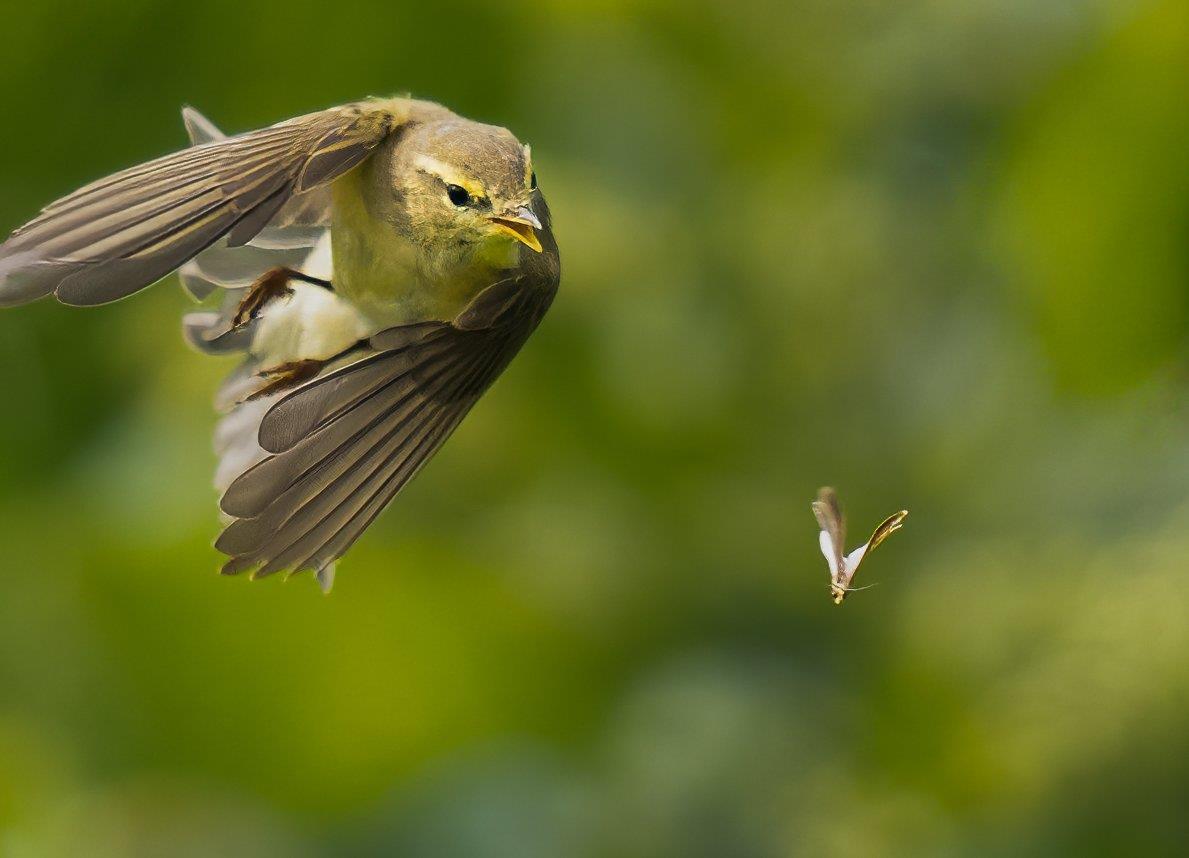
[841,582,879,594]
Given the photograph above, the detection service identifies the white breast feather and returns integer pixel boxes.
[251,283,374,366]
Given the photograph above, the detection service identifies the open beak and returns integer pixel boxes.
[489,205,543,253]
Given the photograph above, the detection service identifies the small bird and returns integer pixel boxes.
[0,97,560,591]
[812,487,907,605]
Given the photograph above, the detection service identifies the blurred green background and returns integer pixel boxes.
[1,0,1187,855]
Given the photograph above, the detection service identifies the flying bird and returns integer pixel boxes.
[0,98,560,592]
[812,487,907,605]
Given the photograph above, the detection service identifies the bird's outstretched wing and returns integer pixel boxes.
[0,100,401,307]
[181,105,335,252]
[176,106,337,354]
[214,275,555,588]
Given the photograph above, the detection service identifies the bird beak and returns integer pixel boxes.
[489,206,543,253]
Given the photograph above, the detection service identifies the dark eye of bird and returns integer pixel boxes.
[530,171,538,190]
[446,184,471,206]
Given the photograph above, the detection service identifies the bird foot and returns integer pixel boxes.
[244,359,324,401]
[231,267,298,328]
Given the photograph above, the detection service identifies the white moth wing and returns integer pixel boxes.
[819,529,840,577]
[844,543,868,573]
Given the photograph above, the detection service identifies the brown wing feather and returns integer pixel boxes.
[0,101,400,307]
[214,277,555,582]
[181,105,332,249]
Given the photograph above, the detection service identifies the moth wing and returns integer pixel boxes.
[840,509,908,589]
[818,529,840,577]
[842,543,869,580]
[811,487,846,579]
[867,509,908,553]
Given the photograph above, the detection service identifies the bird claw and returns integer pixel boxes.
[242,359,323,402]
[231,267,296,329]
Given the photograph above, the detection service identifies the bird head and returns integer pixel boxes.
[382,119,545,273]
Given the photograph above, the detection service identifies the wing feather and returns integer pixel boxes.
[256,326,454,453]
[0,101,400,307]
[216,326,513,578]
[214,278,553,582]
[263,344,502,577]
[222,380,470,576]
[280,400,474,577]
[219,348,469,520]
[282,341,526,577]
[182,105,228,145]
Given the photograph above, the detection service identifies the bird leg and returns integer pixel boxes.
[241,338,371,403]
[232,267,333,328]
[244,359,324,401]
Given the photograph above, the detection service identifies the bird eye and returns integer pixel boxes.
[530,171,538,190]
[446,184,471,206]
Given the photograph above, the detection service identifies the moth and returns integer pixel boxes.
[812,487,908,605]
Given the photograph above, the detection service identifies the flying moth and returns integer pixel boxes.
[812,487,908,605]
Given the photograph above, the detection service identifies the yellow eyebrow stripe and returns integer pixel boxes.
[413,154,486,199]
